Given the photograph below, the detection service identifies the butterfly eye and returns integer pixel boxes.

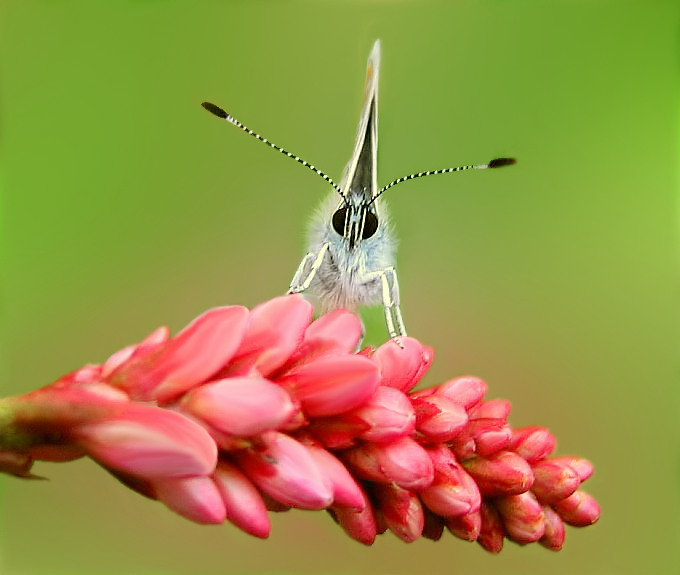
[362,211,378,239]
[332,207,348,236]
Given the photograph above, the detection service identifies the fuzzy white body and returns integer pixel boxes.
[288,40,407,338]
[305,193,396,312]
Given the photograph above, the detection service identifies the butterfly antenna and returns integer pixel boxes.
[369,157,516,205]
[202,102,347,205]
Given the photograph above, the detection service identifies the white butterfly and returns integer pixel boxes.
[203,39,514,340]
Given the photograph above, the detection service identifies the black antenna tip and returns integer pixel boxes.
[201,101,228,119]
[488,157,517,168]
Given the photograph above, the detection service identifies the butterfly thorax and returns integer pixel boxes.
[306,192,396,312]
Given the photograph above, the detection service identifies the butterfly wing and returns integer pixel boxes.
[339,39,380,203]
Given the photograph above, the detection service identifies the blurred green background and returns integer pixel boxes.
[1,1,677,574]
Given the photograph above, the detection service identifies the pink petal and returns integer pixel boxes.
[508,426,556,463]
[234,432,333,510]
[75,404,217,479]
[342,436,434,490]
[413,395,468,442]
[463,451,534,497]
[373,337,431,392]
[154,476,226,524]
[228,295,312,377]
[374,483,424,543]
[434,376,487,410]
[495,492,546,543]
[214,461,270,538]
[108,306,249,402]
[276,355,379,417]
[182,377,295,437]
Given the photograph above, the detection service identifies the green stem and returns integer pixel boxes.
[0,398,38,451]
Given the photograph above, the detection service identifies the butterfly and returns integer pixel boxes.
[202,40,514,341]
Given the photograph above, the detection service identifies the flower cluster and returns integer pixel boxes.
[0,295,599,551]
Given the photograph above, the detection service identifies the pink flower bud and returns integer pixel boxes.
[552,490,600,526]
[446,508,482,542]
[330,487,377,546]
[14,381,129,430]
[468,418,512,457]
[301,438,365,510]
[228,295,312,377]
[449,430,477,460]
[309,386,415,448]
[422,509,445,541]
[234,432,333,510]
[463,451,534,496]
[108,306,249,402]
[342,436,434,490]
[550,456,594,482]
[469,399,511,420]
[276,355,379,417]
[182,377,294,437]
[508,426,556,463]
[0,295,600,551]
[374,483,424,543]
[307,416,365,450]
[286,309,363,366]
[531,459,581,504]
[413,395,468,442]
[415,344,434,385]
[102,326,169,378]
[478,502,505,553]
[420,446,481,518]
[353,386,415,442]
[261,493,291,512]
[496,492,545,543]
[373,337,431,392]
[75,404,217,479]
[434,376,487,410]
[213,461,270,538]
[540,505,566,551]
[153,476,226,524]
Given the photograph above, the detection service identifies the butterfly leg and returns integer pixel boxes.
[365,266,407,343]
[288,242,330,294]
[384,266,407,338]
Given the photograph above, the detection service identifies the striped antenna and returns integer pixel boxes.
[202,102,347,204]
[370,157,516,205]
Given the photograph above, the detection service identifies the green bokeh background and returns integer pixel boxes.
[1,1,677,574]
